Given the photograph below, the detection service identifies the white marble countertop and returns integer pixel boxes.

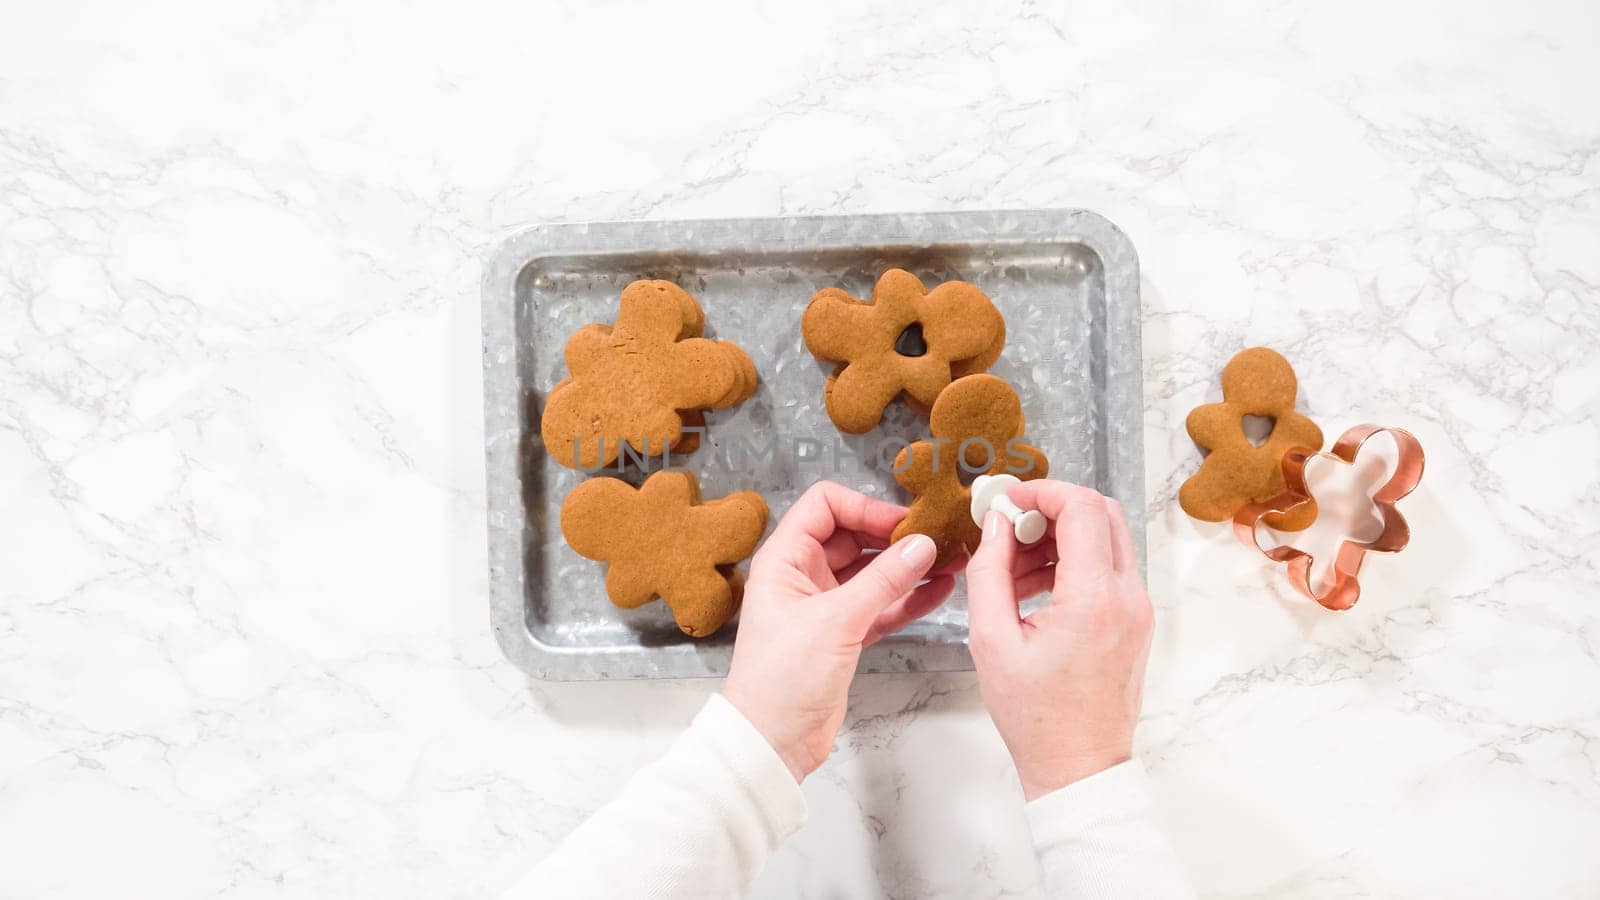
[3,1,1598,897]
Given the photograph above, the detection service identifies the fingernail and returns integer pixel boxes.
[984,510,1002,539]
[899,533,936,569]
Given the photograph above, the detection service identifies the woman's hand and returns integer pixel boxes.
[724,482,951,783]
[965,479,1154,801]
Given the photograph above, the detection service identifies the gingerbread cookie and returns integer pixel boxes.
[560,470,768,637]
[803,269,1005,434]
[541,280,757,470]
[891,374,1049,567]
[1181,347,1324,531]
[671,408,706,455]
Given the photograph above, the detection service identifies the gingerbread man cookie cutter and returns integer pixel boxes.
[1232,424,1425,611]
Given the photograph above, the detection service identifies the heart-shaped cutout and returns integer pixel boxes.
[1241,414,1276,448]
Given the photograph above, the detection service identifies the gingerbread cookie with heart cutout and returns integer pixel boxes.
[1181,347,1324,531]
[803,269,1005,434]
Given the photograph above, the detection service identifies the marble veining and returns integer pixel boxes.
[2,1,1597,897]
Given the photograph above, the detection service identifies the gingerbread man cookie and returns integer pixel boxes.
[803,269,1005,434]
[541,280,757,470]
[1181,347,1324,531]
[560,470,768,637]
[891,374,1049,567]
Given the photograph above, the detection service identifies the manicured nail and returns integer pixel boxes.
[984,510,1002,539]
[899,533,936,569]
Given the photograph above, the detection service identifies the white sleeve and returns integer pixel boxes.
[506,693,807,900]
[1025,759,1196,899]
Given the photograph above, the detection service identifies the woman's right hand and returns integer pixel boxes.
[964,479,1154,801]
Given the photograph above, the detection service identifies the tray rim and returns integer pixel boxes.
[482,209,1143,681]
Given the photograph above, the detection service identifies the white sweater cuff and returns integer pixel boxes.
[1023,759,1196,899]
[1023,758,1153,837]
[512,694,807,899]
[696,693,808,841]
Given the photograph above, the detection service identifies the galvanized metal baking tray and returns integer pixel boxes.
[483,210,1143,681]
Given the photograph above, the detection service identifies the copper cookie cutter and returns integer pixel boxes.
[1233,424,1425,611]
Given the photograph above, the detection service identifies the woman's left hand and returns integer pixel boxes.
[724,481,951,782]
